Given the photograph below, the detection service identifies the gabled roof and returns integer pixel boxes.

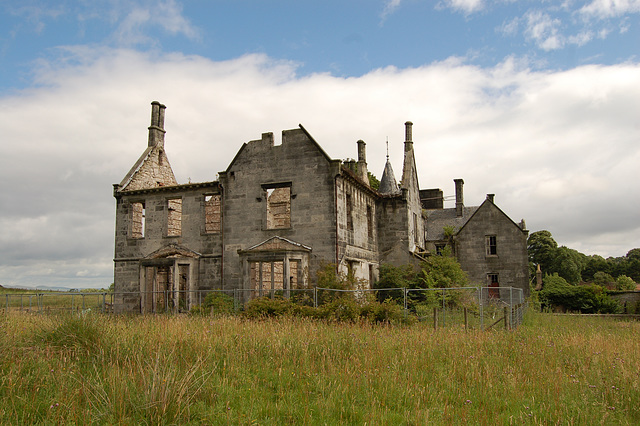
[239,236,312,254]
[456,198,528,236]
[144,243,201,259]
[118,144,177,191]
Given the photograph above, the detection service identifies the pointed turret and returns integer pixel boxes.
[379,141,399,194]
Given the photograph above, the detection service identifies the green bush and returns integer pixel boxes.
[242,296,295,319]
[317,296,360,322]
[540,273,621,314]
[191,292,235,315]
[615,275,636,291]
[359,300,403,323]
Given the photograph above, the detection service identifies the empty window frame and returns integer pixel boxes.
[486,235,497,256]
[167,198,182,237]
[346,194,353,232]
[131,201,145,238]
[413,213,419,245]
[204,194,221,233]
[367,205,373,239]
[435,244,446,256]
[265,186,291,229]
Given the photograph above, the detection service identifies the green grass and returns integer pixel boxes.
[0,312,638,424]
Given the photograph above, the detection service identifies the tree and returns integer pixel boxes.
[615,275,636,291]
[527,230,558,271]
[593,271,615,288]
[548,246,586,285]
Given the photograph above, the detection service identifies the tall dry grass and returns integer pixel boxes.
[0,312,638,424]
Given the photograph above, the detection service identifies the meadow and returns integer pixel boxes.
[0,312,638,425]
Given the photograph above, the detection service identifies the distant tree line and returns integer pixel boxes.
[528,230,639,289]
[528,230,639,313]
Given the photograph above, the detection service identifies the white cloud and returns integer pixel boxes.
[1,49,639,287]
[381,0,403,21]
[524,10,564,50]
[112,0,200,46]
[439,0,485,14]
[580,0,640,18]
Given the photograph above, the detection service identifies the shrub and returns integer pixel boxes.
[191,292,235,315]
[540,273,621,313]
[359,300,403,323]
[317,296,360,322]
[242,297,295,319]
[615,275,636,291]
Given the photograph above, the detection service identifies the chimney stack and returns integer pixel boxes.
[454,179,464,217]
[148,101,167,148]
[356,140,369,183]
[486,194,495,203]
[404,121,413,150]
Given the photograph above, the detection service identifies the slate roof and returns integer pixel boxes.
[424,206,479,241]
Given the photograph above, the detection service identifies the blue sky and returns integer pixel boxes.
[1,0,639,288]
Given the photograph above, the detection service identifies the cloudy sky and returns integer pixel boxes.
[1,0,639,289]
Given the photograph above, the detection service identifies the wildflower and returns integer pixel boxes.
[465,400,472,404]
[49,403,59,409]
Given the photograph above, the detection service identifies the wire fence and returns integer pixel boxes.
[2,286,526,329]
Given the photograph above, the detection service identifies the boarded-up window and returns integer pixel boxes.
[204,194,221,233]
[167,198,182,237]
[266,187,291,229]
[250,261,285,295]
[131,202,145,238]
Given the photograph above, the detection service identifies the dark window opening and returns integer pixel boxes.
[486,235,497,256]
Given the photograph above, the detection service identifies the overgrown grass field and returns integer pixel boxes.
[1,312,638,424]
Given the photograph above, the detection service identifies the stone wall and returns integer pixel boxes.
[455,200,529,295]
[219,127,340,290]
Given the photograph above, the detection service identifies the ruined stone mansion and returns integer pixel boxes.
[113,102,529,312]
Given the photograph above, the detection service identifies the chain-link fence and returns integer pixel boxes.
[3,286,525,329]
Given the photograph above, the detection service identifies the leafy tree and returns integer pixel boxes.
[527,230,558,271]
[593,271,615,288]
[418,246,469,288]
[548,246,586,285]
[615,275,636,291]
[582,255,610,282]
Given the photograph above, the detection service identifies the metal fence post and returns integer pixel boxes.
[441,288,446,328]
[313,287,318,308]
[403,288,408,318]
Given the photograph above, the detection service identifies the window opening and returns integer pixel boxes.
[486,235,497,255]
[346,194,353,232]
[204,194,221,233]
[266,187,291,229]
[167,198,182,237]
[131,202,145,238]
[367,205,373,239]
